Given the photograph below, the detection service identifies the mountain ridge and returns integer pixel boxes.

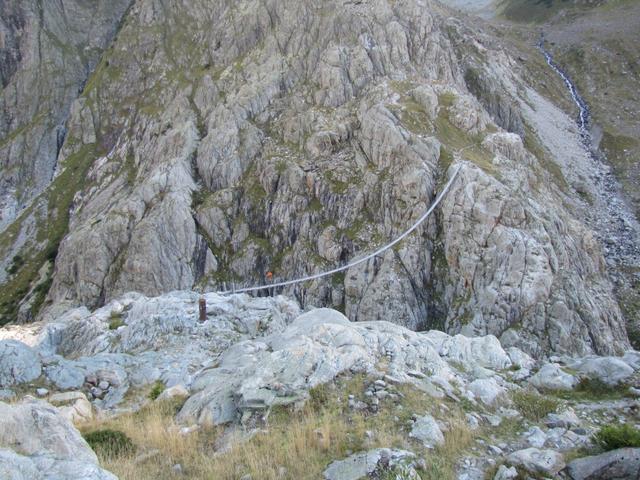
[0,0,634,358]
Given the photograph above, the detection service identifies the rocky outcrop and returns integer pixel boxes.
[0,293,639,479]
[0,339,41,387]
[177,307,459,426]
[0,398,117,479]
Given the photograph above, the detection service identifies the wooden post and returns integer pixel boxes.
[198,297,207,322]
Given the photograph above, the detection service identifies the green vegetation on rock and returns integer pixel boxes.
[594,424,640,451]
[83,429,136,458]
[511,389,559,422]
[148,381,165,401]
[0,143,102,325]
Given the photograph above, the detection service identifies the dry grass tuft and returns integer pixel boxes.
[82,377,478,480]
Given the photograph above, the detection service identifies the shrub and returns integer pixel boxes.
[7,254,25,275]
[83,429,135,457]
[554,377,631,401]
[148,380,165,400]
[594,424,640,451]
[576,378,616,395]
[511,390,559,422]
[108,312,124,330]
[309,383,330,412]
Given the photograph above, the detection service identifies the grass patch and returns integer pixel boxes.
[81,376,478,480]
[511,389,559,422]
[551,378,632,402]
[594,424,640,451]
[83,429,136,457]
[148,381,165,401]
[498,0,594,23]
[108,312,125,330]
[433,96,496,175]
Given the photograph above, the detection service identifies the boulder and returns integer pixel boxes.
[505,347,535,371]
[529,364,578,391]
[0,449,42,480]
[157,384,189,401]
[565,448,640,480]
[493,465,518,480]
[44,361,85,390]
[0,399,116,479]
[0,340,42,387]
[524,426,547,448]
[409,414,445,448]
[49,392,93,423]
[0,448,117,480]
[507,448,565,476]
[0,399,97,463]
[179,309,452,426]
[323,448,417,480]
[568,356,634,386]
[546,408,581,429]
[424,332,512,370]
[622,351,640,370]
[468,378,506,405]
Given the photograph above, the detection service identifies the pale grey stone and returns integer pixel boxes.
[506,347,536,371]
[546,408,581,429]
[424,331,512,370]
[524,426,547,449]
[0,389,16,401]
[0,449,43,480]
[622,351,640,370]
[529,364,578,391]
[566,448,640,480]
[0,340,42,387]
[567,356,634,386]
[507,448,565,476]
[409,414,444,448]
[323,448,416,480]
[0,399,96,463]
[468,378,506,405]
[44,361,85,390]
[493,465,517,480]
[178,308,453,426]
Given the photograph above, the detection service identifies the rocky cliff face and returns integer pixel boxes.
[0,0,132,230]
[0,0,631,357]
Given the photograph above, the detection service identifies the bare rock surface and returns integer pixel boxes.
[0,339,41,387]
[565,448,640,480]
[323,448,418,480]
[528,363,579,391]
[566,356,635,386]
[0,398,117,479]
[0,0,132,230]
[409,414,445,448]
[506,448,566,476]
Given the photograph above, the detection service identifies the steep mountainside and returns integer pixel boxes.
[0,0,132,229]
[442,0,640,346]
[0,0,633,357]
